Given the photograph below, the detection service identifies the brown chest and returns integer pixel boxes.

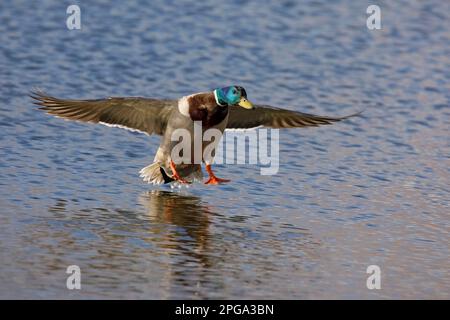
[189,104,229,128]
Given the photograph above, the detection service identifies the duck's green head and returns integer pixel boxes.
[213,86,254,109]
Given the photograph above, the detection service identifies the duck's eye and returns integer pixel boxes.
[232,90,237,95]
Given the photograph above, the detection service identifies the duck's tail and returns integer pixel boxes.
[140,162,174,185]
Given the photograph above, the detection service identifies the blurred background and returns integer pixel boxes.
[0,0,449,299]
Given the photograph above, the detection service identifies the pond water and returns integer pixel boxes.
[0,0,449,299]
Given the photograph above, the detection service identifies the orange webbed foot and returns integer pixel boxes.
[204,176,230,185]
[204,164,230,185]
[172,173,191,184]
[170,160,191,184]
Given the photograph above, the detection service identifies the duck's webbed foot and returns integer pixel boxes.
[204,164,230,185]
[169,160,191,184]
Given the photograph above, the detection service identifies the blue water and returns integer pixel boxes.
[0,0,449,299]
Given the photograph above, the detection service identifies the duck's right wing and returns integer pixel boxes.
[30,90,177,136]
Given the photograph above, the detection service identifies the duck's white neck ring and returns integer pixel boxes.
[214,90,227,107]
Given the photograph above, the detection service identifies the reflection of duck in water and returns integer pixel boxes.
[139,191,218,297]
[140,190,213,230]
[139,190,213,259]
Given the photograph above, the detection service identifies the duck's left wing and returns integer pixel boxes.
[30,90,177,135]
[227,104,360,130]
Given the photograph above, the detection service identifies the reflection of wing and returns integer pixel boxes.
[30,90,177,135]
[227,104,360,129]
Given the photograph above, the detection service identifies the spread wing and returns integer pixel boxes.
[227,104,360,129]
[30,90,177,135]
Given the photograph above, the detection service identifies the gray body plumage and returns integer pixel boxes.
[145,101,228,184]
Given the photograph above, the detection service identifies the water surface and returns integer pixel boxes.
[0,0,449,299]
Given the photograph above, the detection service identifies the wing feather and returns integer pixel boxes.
[30,90,177,135]
[227,104,360,129]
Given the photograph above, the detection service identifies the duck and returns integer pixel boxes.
[31,86,358,185]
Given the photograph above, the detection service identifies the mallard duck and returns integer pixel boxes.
[31,86,357,185]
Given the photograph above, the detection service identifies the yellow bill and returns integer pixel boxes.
[238,97,254,109]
